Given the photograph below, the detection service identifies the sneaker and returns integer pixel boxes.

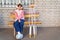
[16,33,23,39]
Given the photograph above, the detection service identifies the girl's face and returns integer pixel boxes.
[18,6,22,10]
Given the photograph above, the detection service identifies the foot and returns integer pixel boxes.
[16,33,23,39]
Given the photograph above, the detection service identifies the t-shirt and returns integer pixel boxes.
[14,9,24,21]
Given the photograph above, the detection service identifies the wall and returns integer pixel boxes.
[35,0,60,27]
[0,0,60,28]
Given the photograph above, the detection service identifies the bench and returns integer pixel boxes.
[8,13,41,38]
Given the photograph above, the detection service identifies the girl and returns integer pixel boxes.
[12,3,25,39]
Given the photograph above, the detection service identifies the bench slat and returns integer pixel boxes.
[8,21,41,26]
[9,14,40,19]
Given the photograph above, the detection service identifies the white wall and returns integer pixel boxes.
[35,0,60,27]
[0,0,60,28]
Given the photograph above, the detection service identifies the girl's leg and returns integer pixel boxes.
[13,20,24,39]
[19,19,25,33]
[13,20,20,32]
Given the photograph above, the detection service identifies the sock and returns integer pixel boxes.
[17,32,21,34]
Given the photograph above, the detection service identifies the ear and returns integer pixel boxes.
[21,7,23,10]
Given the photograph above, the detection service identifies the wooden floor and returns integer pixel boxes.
[0,27,60,40]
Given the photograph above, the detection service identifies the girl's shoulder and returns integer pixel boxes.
[20,10,24,11]
[20,10,25,13]
[15,9,18,11]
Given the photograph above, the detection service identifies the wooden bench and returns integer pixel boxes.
[8,13,41,38]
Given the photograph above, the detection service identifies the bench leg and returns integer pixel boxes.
[14,28,16,36]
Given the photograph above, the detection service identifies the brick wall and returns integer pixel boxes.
[35,0,60,27]
[0,0,60,28]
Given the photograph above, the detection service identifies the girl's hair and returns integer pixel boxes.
[16,3,23,10]
[17,3,22,7]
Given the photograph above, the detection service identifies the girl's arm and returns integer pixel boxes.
[20,10,24,19]
[11,11,18,21]
[18,10,24,22]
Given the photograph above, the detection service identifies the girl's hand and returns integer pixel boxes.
[19,20,20,22]
[14,19,17,22]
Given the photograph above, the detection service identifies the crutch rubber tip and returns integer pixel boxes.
[33,34,37,38]
[29,35,32,38]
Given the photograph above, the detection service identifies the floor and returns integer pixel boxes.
[0,27,60,40]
